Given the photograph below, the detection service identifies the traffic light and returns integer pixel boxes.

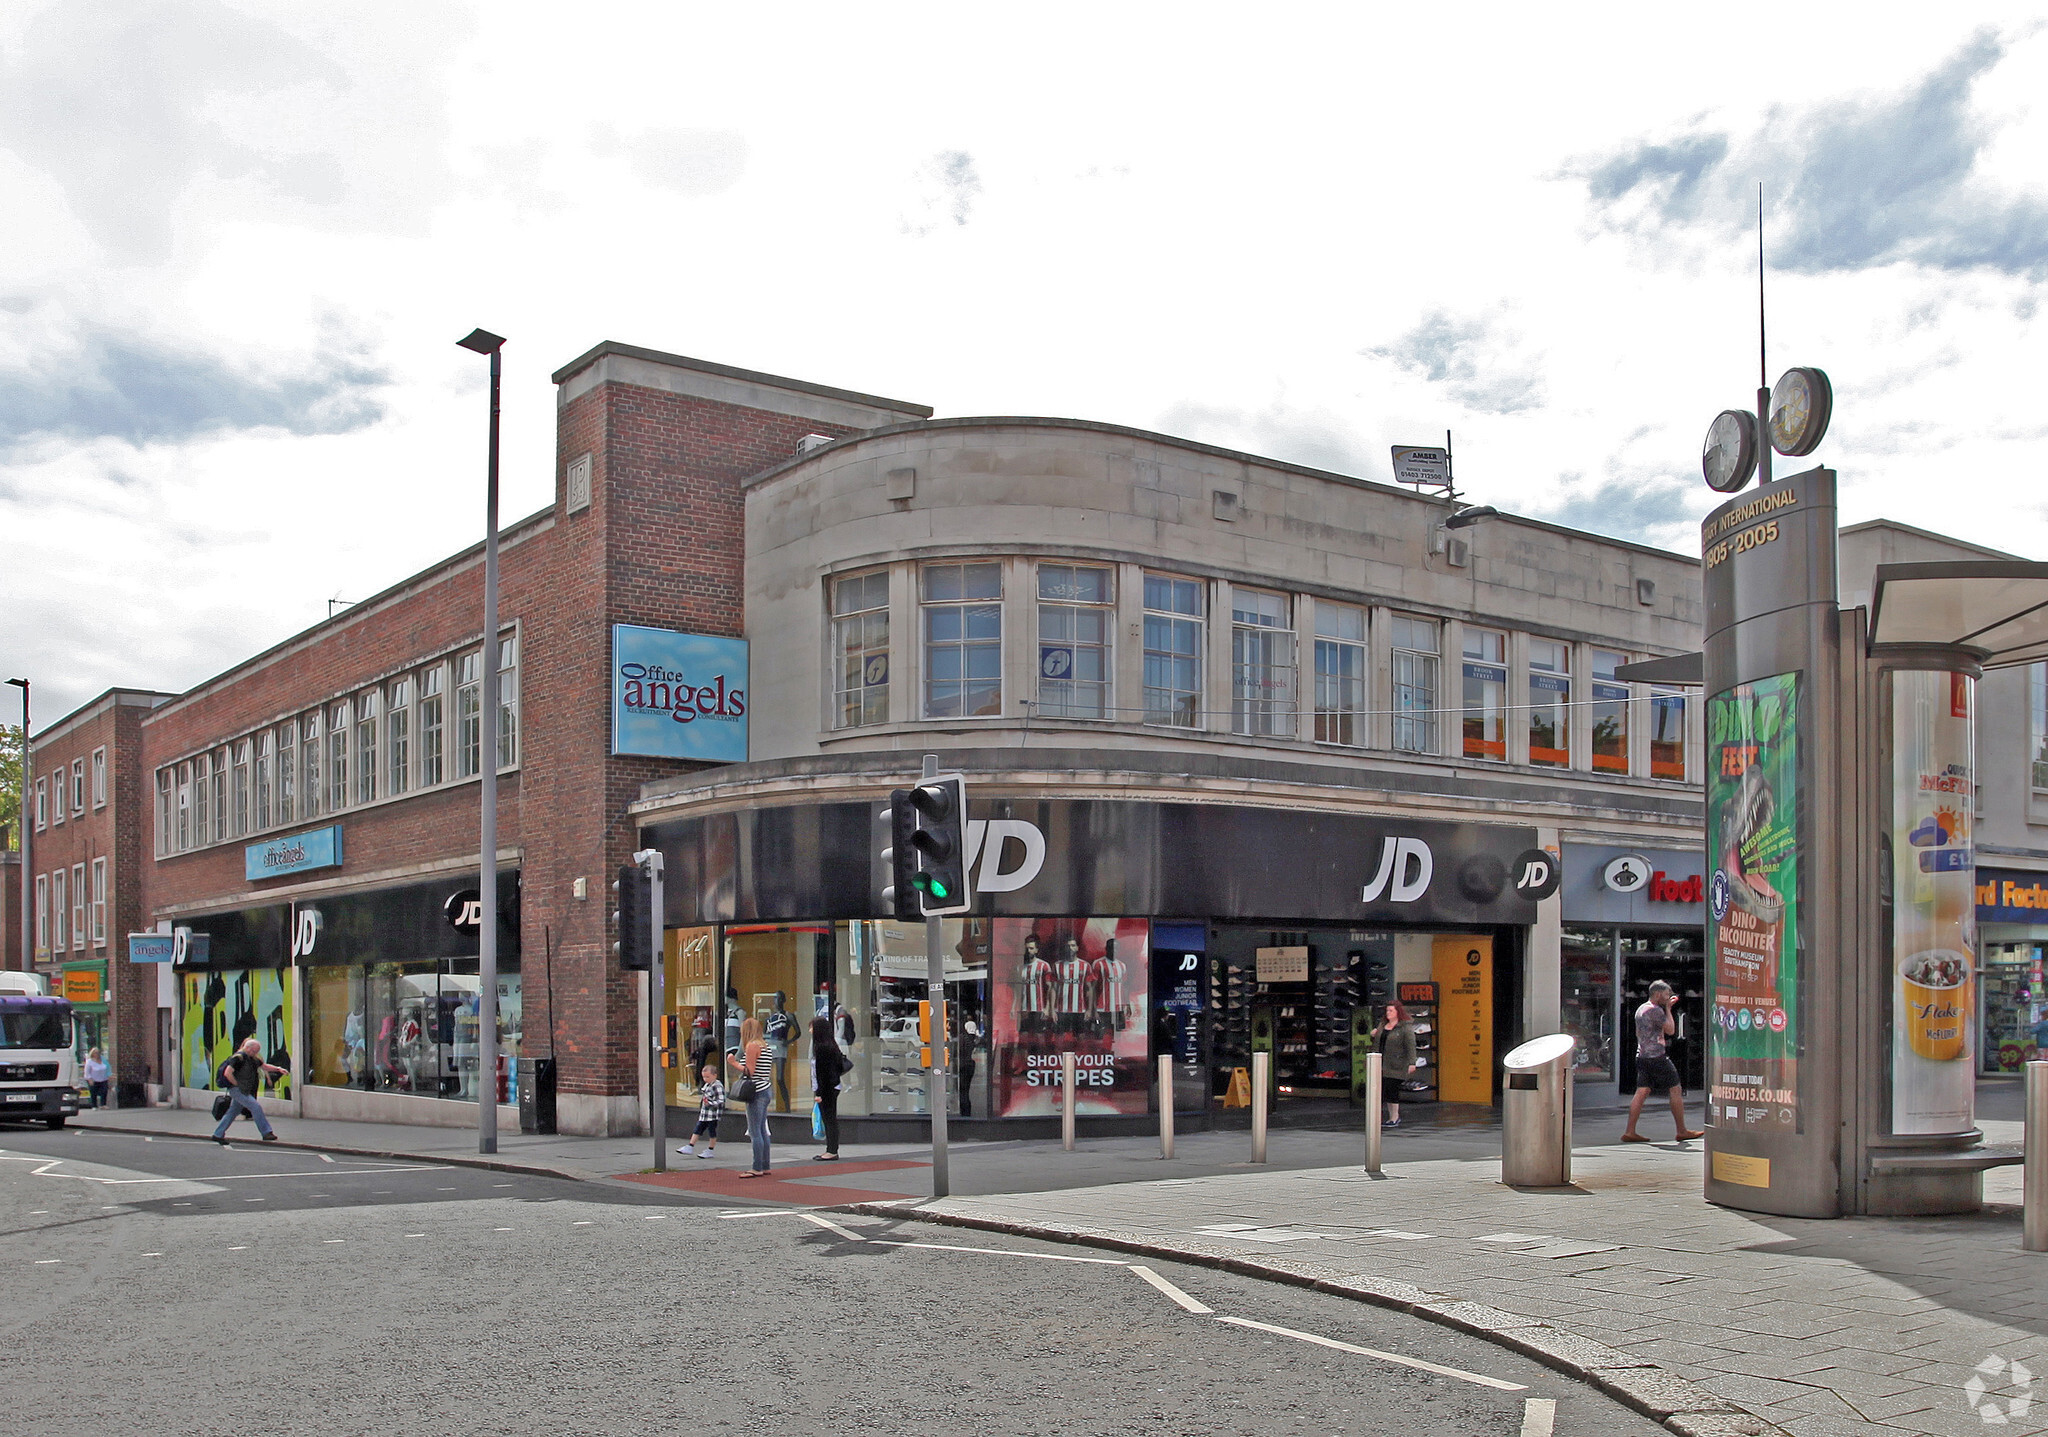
[907,774,970,916]
[879,789,919,921]
[918,998,949,1070]
[658,1014,679,1067]
[611,864,652,970]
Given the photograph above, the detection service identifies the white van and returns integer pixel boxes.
[0,984,79,1129]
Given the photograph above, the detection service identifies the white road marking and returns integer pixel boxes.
[643,1215,666,1221]
[869,1240,1125,1265]
[800,1214,868,1242]
[1196,1224,1327,1243]
[34,1259,59,1264]
[227,1246,248,1251]
[141,1252,161,1257]
[572,1221,593,1226]
[719,1209,799,1219]
[318,1154,335,1164]
[1129,1265,1212,1313]
[1363,1229,1434,1241]
[493,1227,513,1232]
[1213,1316,1527,1392]
[1476,1233,1548,1244]
[406,1233,426,1238]
[1521,1397,1557,1435]
[15,1159,444,1187]
[323,1239,346,1244]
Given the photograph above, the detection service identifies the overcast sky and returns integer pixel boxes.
[4,3,2046,722]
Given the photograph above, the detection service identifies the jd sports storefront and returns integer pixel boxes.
[643,797,1544,1135]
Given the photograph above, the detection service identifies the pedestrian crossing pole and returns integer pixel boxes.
[923,754,950,1200]
[638,848,666,1175]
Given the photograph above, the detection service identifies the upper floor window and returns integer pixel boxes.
[276,721,296,825]
[387,679,412,796]
[456,651,483,778]
[51,867,66,951]
[356,689,380,804]
[300,714,322,820]
[1461,628,1507,762]
[211,746,229,842]
[49,769,62,826]
[1037,564,1113,720]
[1143,575,1204,728]
[1650,688,1687,781]
[1591,650,1630,774]
[34,873,48,953]
[921,563,1002,719]
[418,668,444,787]
[1313,601,1366,746]
[831,571,891,729]
[328,701,351,811]
[91,747,106,807]
[90,857,107,946]
[1391,616,1441,754]
[496,634,520,770]
[254,732,273,830]
[34,776,47,831]
[175,762,192,850]
[1529,640,1571,768]
[1231,588,1295,737]
[232,740,251,837]
[192,752,212,843]
[70,758,84,815]
[154,771,170,855]
[69,862,84,951]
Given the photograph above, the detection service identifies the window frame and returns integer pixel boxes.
[212,746,229,842]
[253,733,273,832]
[155,770,170,855]
[387,678,412,796]
[919,562,1004,721]
[193,751,212,842]
[277,721,296,826]
[1142,573,1205,729]
[35,775,47,831]
[1312,601,1367,747]
[1590,649,1630,775]
[1390,615,1441,755]
[51,866,66,951]
[35,873,48,954]
[90,857,107,947]
[1650,687,1688,782]
[232,740,251,837]
[830,570,893,729]
[69,862,85,952]
[456,651,482,779]
[1460,627,1508,763]
[70,758,84,815]
[496,632,520,771]
[1528,639,1571,769]
[1035,563,1114,721]
[91,746,107,808]
[355,688,380,804]
[417,666,444,787]
[1230,587,1296,738]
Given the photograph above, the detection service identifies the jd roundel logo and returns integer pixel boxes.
[1510,849,1561,901]
[1965,1354,2033,1425]
[1708,869,1732,922]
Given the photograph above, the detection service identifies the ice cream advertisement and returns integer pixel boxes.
[1706,672,1801,1133]
[1889,669,1977,1135]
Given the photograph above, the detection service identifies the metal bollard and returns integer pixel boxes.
[2027,1061,2047,1254]
[1061,1051,1077,1152]
[1158,1054,1175,1160]
[1363,1051,1383,1174]
[1251,1050,1270,1163]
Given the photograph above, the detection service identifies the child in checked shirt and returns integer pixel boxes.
[679,1064,725,1159]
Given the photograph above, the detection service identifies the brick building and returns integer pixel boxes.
[25,688,175,1102]
[133,344,929,1134]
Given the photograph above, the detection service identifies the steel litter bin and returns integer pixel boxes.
[517,1057,557,1135]
[1501,1033,1575,1187]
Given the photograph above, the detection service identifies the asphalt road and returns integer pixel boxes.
[1,1127,1667,1437]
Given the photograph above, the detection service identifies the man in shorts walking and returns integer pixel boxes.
[1622,981,1703,1143]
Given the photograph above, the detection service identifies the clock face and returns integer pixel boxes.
[1702,409,1757,493]
[1769,366,1832,456]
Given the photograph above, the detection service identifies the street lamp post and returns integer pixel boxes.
[457,328,506,1155]
[5,679,26,976]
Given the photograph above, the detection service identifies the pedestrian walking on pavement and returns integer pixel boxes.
[1373,1002,1418,1129]
[809,1016,848,1162]
[678,1064,724,1159]
[1623,981,1703,1143]
[728,1017,776,1177]
[83,1047,110,1108]
[213,1037,286,1145]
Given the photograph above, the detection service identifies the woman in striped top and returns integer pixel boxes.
[727,1016,777,1177]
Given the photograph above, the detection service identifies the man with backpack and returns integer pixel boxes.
[213,1037,287,1145]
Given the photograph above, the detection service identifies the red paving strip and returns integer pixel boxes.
[616,1158,928,1206]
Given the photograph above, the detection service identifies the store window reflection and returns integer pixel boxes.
[306,961,520,1102]
[1559,928,1615,1082]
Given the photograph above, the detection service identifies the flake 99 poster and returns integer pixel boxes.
[991,918,1150,1117]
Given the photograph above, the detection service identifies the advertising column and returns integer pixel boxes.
[1888,670,1976,1134]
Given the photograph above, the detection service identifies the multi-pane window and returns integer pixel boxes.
[1529,640,1571,768]
[277,720,296,825]
[921,563,1003,719]
[456,652,482,779]
[300,715,321,820]
[418,669,444,787]
[232,741,251,836]
[831,571,891,728]
[2033,665,2048,791]
[154,771,170,854]
[91,747,107,807]
[69,863,84,951]
[387,679,412,796]
[1143,575,1204,728]
[328,702,350,811]
[211,748,228,842]
[70,758,84,815]
[254,733,273,830]
[356,689,380,804]
[1591,650,1630,773]
[1313,601,1366,746]
[1651,689,1687,780]
[35,776,47,830]
[50,770,62,826]
[497,634,520,770]
[1037,564,1113,719]
[52,866,67,950]
[176,762,192,849]
[34,874,48,953]
[90,858,107,946]
[1461,628,1507,762]
[1231,588,1296,737]
[193,751,212,841]
[1391,616,1441,754]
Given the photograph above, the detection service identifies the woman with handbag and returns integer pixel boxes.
[809,1016,849,1162]
[727,1017,777,1177]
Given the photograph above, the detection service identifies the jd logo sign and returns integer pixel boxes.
[290,908,322,960]
[1511,849,1563,901]
[1360,837,1434,904]
[445,890,485,937]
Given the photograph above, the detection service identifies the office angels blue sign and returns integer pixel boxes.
[611,624,749,763]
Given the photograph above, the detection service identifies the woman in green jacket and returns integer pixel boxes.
[1373,1002,1418,1129]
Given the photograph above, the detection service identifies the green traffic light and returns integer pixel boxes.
[912,874,952,899]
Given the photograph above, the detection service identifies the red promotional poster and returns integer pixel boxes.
[991,917,1150,1117]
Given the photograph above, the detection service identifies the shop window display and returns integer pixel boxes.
[182,968,294,1096]
[990,918,1149,1117]
[305,961,520,1103]
[1560,927,1615,1081]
